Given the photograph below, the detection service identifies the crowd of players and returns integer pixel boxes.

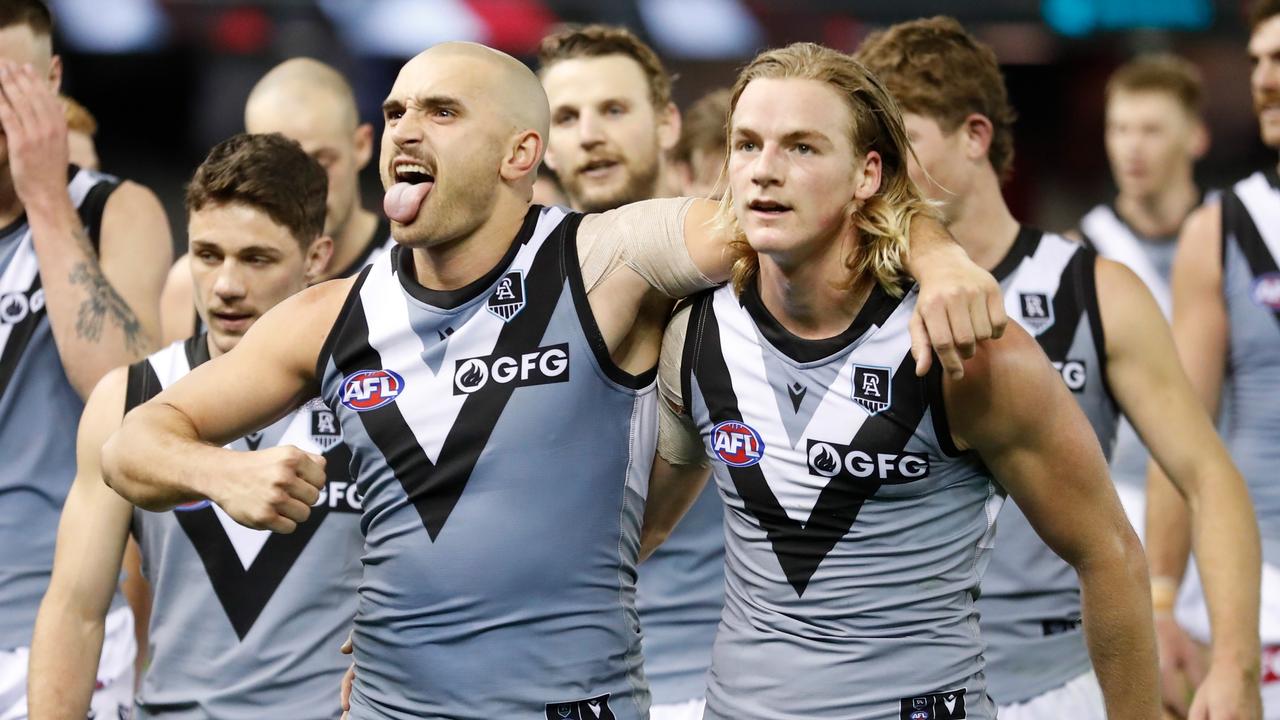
[1,0,1279,717]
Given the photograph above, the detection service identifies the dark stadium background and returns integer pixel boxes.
[49,0,1269,252]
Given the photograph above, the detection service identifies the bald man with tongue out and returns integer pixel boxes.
[100,42,1004,719]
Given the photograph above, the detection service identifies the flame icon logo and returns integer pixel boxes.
[808,442,841,477]
[454,358,488,393]
[0,293,27,324]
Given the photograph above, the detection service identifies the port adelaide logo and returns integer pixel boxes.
[852,364,891,415]
[487,270,526,322]
[340,369,405,412]
[1018,291,1054,334]
[712,420,765,467]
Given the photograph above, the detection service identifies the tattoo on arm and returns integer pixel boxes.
[68,235,148,354]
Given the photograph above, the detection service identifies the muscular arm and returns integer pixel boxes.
[30,180,172,398]
[29,368,135,718]
[159,253,197,344]
[947,326,1159,719]
[1098,257,1260,686]
[1146,204,1229,594]
[100,278,352,528]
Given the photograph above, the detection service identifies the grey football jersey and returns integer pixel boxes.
[0,166,125,650]
[1220,170,1280,566]
[1080,203,1179,492]
[977,227,1116,704]
[678,280,1001,720]
[318,206,654,720]
[127,335,362,719]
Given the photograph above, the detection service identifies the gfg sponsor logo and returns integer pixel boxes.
[1051,359,1087,392]
[0,288,44,325]
[453,343,570,395]
[1252,273,1280,310]
[711,420,765,467]
[340,369,405,412]
[806,440,929,483]
[314,480,362,513]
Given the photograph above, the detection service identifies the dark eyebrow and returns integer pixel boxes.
[780,130,831,146]
[383,94,466,117]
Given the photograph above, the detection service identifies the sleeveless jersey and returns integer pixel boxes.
[634,464,723,705]
[1220,170,1280,566]
[0,166,124,650]
[126,334,362,719]
[678,280,1001,720]
[978,227,1116,704]
[318,206,654,720]
[1080,203,1179,493]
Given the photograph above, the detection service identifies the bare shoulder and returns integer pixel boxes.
[101,180,170,233]
[98,180,173,265]
[81,365,131,445]
[1094,256,1154,305]
[1178,201,1222,255]
[943,323,1058,448]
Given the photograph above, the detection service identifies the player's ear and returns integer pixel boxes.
[657,102,682,152]
[353,123,375,172]
[48,54,62,92]
[304,235,334,283]
[853,150,882,201]
[1189,118,1210,161]
[962,113,994,164]
[501,129,542,183]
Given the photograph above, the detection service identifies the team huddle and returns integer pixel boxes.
[1,0,1279,717]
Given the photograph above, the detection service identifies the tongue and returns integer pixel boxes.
[383,181,433,224]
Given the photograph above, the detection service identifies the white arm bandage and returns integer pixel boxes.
[577,197,716,298]
[656,304,710,467]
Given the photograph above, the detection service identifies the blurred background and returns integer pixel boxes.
[52,0,1269,250]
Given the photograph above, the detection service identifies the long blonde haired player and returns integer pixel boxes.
[644,42,1159,720]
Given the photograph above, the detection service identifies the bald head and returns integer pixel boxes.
[246,57,359,132]
[412,42,550,142]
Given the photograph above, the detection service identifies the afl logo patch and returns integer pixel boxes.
[340,369,405,412]
[712,420,765,467]
[1251,273,1280,310]
[487,270,526,322]
[174,499,212,512]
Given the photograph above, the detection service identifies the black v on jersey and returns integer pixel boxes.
[126,334,362,719]
[675,281,999,720]
[316,205,654,720]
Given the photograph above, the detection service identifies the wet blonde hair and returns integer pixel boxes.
[716,42,935,296]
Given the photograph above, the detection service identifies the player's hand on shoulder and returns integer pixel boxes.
[908,241,1007,379]
[214,446,327,533]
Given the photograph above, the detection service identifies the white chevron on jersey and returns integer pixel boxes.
[358,206,569,465]
[1235,173,1280,263]
[715,287,917,526]
[1080,205,1170,315]
[147,339,344,571]
[1001,232,1079,331]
